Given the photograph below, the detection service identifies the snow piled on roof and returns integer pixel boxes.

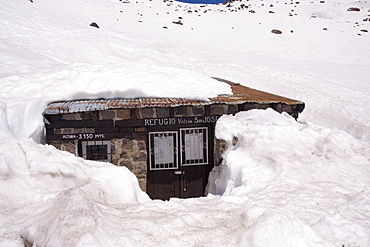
[1,63,231,101]
[0,0,370,246]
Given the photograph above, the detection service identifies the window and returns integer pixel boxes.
[180,127,208,166]
[81,140,112,162]
[149,131,178,170]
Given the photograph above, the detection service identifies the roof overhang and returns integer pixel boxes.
[43,77,305,115]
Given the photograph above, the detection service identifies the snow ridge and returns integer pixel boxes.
[0,0,369,246]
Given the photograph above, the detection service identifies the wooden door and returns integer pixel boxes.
[147,127,210,200]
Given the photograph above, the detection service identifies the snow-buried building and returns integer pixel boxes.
[43,78,304,200]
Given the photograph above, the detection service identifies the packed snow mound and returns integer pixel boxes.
[0,103,12,144]
[0,0,369,246]
[0,135,149,246]
[214,108,370,196]
[0,62,231,140]
[0,63,231,102]
[210,108,370,246]
[1,109,369,247]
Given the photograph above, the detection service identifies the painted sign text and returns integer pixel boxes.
[144,116,220,126]
[61,133,105,140]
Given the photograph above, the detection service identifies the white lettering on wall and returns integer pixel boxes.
[144,116,220,126]
[61,133,105,140]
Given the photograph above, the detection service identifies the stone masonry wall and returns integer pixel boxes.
[111,137,147,192]
[49,140,78,156]
[214,138,227,166]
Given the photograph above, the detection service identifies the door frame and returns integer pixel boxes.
[146,124,214,200]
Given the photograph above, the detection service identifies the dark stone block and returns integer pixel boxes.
[119,160,133,170]
[241,103,255,111]
[347,7,361,12]
[174,106,187,116]
[90,22,100,28]
[140,108,155,118]
[227,105,237,114]
[156,108,169,118]
[61,113,79,120]
[271,29,282,34]
[122,139,133,150]
[210,105,226,115]
[100,110,115,120]
[133,151,147,161]
[81,112,94,120]
[192,107,204,116]
[137,141,146,150]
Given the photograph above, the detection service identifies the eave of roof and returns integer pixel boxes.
[43,77,304,115]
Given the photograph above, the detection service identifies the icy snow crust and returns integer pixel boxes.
[0,0,370,246]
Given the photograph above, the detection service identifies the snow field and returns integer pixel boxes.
[0,0,370,246]
[213,109,370,246]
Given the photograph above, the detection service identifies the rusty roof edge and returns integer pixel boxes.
[43,77,305,115]
[43,99,304,115]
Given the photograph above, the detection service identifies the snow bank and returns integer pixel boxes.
[0,128,149,246]
[0,0,369,246]
[211,109,370,246]
[214,109,370,196]
[0,63,231,102]
[0,0,232,141]
[0,60,231,140]
[1,62,231,140]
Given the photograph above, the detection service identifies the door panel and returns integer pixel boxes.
[180,165,208,198]
[147,127,210,200]
[147,170,181,200]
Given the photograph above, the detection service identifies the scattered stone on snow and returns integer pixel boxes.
[172,20,183,25]
[347,7,361,12]
[271,29,282,34]
[89,22,99,28]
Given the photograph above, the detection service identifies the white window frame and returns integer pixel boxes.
[180,127,208,166]
[81,140,112,162]
[149,131,178,170]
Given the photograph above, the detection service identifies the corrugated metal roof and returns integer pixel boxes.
[43,77,304,115]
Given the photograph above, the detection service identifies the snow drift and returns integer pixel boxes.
[211,109,370,246]
[0,0,369,246]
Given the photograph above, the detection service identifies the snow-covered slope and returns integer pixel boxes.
[0,0,369,246]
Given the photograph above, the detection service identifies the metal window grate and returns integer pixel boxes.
[81,140,112,162]
[149,131,178,170]
[180,127,208,166]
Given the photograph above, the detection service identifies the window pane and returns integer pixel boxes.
[86,144,108,160]
[81,140,111,162]
[154,135,174,165]
[180,127,208,166]
[149,131,178,170]
[184,131,203,161]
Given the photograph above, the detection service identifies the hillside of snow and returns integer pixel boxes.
[0,0,369,246]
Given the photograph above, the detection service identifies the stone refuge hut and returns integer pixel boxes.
[43,78,305,200]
